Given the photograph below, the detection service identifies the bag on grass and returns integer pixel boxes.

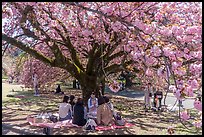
[84,119,97,131]
[116,119,125,126]
[49,115,58,123]
[114,113,125,126]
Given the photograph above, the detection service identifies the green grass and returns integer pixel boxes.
[2,82,202,135]
[2,75,8,79]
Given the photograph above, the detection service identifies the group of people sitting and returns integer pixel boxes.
[58,91,123,128]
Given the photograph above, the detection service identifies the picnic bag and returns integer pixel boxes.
[49,115,58,123]
[84,119,97,131]
[115,113,125,126]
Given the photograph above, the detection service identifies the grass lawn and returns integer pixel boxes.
[2,81,202,135]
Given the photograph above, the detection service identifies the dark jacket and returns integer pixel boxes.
[72,102,86,126]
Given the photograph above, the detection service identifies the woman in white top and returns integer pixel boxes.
[87,92,98,118]
[59,95,72,121]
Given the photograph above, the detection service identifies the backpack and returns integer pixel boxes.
[49,115,58,123]
[114,113,125,126]
[116,119,125,126]
[83,119,97,131]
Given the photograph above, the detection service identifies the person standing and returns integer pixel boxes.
[144,83,153,112]
[156,88,163,110]
[32,72,39,96]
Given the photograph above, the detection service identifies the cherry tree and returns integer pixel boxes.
[2,2,202,131]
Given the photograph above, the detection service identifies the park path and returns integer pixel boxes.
[105,88,195,110]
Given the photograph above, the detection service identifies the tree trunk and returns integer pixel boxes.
[80,75,99,107]
[101,78,105,96]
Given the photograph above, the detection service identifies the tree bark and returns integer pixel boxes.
[80,75,98,106]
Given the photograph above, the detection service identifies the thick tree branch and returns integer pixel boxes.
[2,33,53,65]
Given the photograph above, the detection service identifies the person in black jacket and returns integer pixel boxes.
[72,98,87,126]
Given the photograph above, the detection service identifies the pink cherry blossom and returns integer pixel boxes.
[186,26,198,34]
[171,26,179,33]
[151,46,161,57]
[145,68,153,76]
[172,62,180,71]
[193,120,202,128]
[191,79,199,90]
[184,86,194,97]
[174,68,186,76]
[194,100,202,111]
[155,13,163,20]
[82,29,92,37]
[180,111,190,121]
[183,35,193,43]
[174,89,182,101]
[160,28,172,37]
[157,67,164,77]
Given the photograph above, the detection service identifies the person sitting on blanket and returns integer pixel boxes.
[97,96,114,126]
[87,91,98,118]
[72,98,87,126]
[59,95,72,121]
[69,95,76,113]
[103,96,117,118]
[55,84,64,95]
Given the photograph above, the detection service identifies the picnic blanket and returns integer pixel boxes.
[27,115,134,131]
[95,122,134,131]
[27,115,80,129]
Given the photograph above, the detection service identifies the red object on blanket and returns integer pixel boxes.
[95,123,134,131]
[27,115,80,129]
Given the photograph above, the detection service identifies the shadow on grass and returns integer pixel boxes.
[51,126,136,135]
[2,123,43,135]
[174,125,202,135]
